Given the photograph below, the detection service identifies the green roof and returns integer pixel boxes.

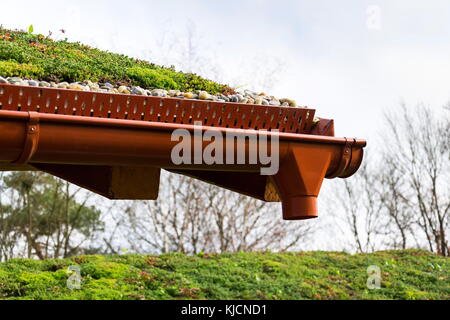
[0,249,448,300]
[0,27,234,95]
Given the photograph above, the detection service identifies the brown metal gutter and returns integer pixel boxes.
[0,84,366,220]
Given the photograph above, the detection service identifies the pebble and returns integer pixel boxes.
[168,90,181,97]
[183,92,195,99]
[0,76,7,84]
[245,90,258,100]
[27,80,39,87]
[219,95,230,102]
[8,77,23,85]
[151,89,167,97]
[269,100,281,106]
[39,81,50,87]
[229,96,239,103]
[87,81,99,90]
[280,98,297,107]
[68,83,84,90]
[118,86,131,94]
[57,82,69,89]
[199,91,211,100]
[131,86,147,96]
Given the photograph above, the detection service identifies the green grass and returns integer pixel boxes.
[0,27,234,94]
[0,250,448,300]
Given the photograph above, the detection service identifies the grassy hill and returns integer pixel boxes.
[0,27,233,94]
[0,250,448,300]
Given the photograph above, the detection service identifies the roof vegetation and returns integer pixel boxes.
[0,27,234,94]
[0,250,448,300]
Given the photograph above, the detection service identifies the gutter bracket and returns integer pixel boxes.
[13,112,40,165]
[327,137,354,179]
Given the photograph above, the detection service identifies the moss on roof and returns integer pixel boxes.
[0,250,448,300]
[0,27,234,94]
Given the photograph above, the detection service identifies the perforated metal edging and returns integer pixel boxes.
[0,84,316,134]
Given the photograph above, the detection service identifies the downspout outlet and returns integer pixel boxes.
[282,196,318,220]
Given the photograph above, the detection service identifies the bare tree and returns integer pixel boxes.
[120,173,208,254]
[376,157,415,250]
[330,162,384,253]
[382,104,449,256]
[117,171,316,255]
[330,104,449,255]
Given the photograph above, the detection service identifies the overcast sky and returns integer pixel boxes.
[2,0,450,143]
